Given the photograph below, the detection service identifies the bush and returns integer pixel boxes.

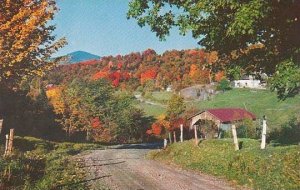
[269,117,300,145]
[217,79,232,92]
[237,119,258,139]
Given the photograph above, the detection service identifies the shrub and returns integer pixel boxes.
[217,79,232,92]
[269,117,300,145]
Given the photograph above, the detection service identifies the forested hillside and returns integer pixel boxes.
[46,49,221,91]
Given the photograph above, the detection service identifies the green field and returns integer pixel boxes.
[151,91,174,102]
[135,101,166,118]
[138,89,300,128]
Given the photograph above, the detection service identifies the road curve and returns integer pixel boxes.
[79,144,240,190]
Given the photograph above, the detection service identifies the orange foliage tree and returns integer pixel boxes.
[0,0,66,88]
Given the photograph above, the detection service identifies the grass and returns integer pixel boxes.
[135,101,166,117]
[151,91,174,103]
[138,89,300,129]
[148,139,300,190]
[0,136,102,189]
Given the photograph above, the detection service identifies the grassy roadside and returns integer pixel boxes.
[0,136,102,189]
[148,139,300,190]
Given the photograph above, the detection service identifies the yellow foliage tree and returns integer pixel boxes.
[0,0,66,87]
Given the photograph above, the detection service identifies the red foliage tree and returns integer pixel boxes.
[91,117,102,129]
[140,67,157,84]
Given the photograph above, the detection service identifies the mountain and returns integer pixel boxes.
[65,51,100,63]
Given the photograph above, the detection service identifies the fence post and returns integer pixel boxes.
[168,132,172,144]
[231,124,239,151]
[163,138,167,149]
[4,134,9,157]
[180,124,183,142]
[194,125,198,145]
[261,117,267,149]
[7,129,14,155]
[173,131,177,143]
[0,119,3,134]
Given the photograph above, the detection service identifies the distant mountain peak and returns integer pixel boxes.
[65,51,101,64]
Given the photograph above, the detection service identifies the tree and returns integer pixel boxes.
[270,60,300,100]
[217,79,232,92]
[0,0,66,88]
[127,0,300,99]
[166,94,186,120]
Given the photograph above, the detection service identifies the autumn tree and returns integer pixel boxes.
[166,94,186,120]
[127,0,300,99]
[0,0,66,88]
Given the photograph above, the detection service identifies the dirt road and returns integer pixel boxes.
[79,144,239,190]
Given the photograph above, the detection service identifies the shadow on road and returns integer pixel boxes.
[79,161,126,168]
[52,175,112,189]
[113,143,162,150]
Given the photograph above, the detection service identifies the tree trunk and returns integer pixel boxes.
[168,132,172,144]
[173,131,177,143]
[231,124,239,151]
[180,124,183,142]
[261,119,267,149]
[194,125,198,145]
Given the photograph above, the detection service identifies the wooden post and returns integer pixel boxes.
[173,131,177,143]
[86,129,91,142]
[4,134,9,156]
[231,124,239,151]
[180,124,183,142]
[0,119,3,134]
[194,125,198,145]
[168,132,172,144]
[163,138,167,149]
[7,129,14,155]
[261,117,267,149]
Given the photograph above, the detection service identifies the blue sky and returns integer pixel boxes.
[53,0,199,57]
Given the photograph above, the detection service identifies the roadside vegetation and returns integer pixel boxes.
[0,136,102,189]
[148,139,300,190]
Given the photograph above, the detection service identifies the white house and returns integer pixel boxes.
[233,75,266,89]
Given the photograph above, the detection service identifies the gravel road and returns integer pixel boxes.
[79,144,240,190]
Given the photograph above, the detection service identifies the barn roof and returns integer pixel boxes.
[189,108,256,123]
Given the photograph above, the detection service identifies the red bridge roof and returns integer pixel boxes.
[207,108,256,123]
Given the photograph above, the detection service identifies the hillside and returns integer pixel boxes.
[139,89,300,129]
[46,49,220,89]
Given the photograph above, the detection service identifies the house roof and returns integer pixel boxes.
[189,108,256,123]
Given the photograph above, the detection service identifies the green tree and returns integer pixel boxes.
[270,60,300,100]
[217,79,232,92]
[127,0,300,99]
[166,94,186,120]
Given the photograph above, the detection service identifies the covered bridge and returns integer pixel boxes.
[189,108,256,138]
